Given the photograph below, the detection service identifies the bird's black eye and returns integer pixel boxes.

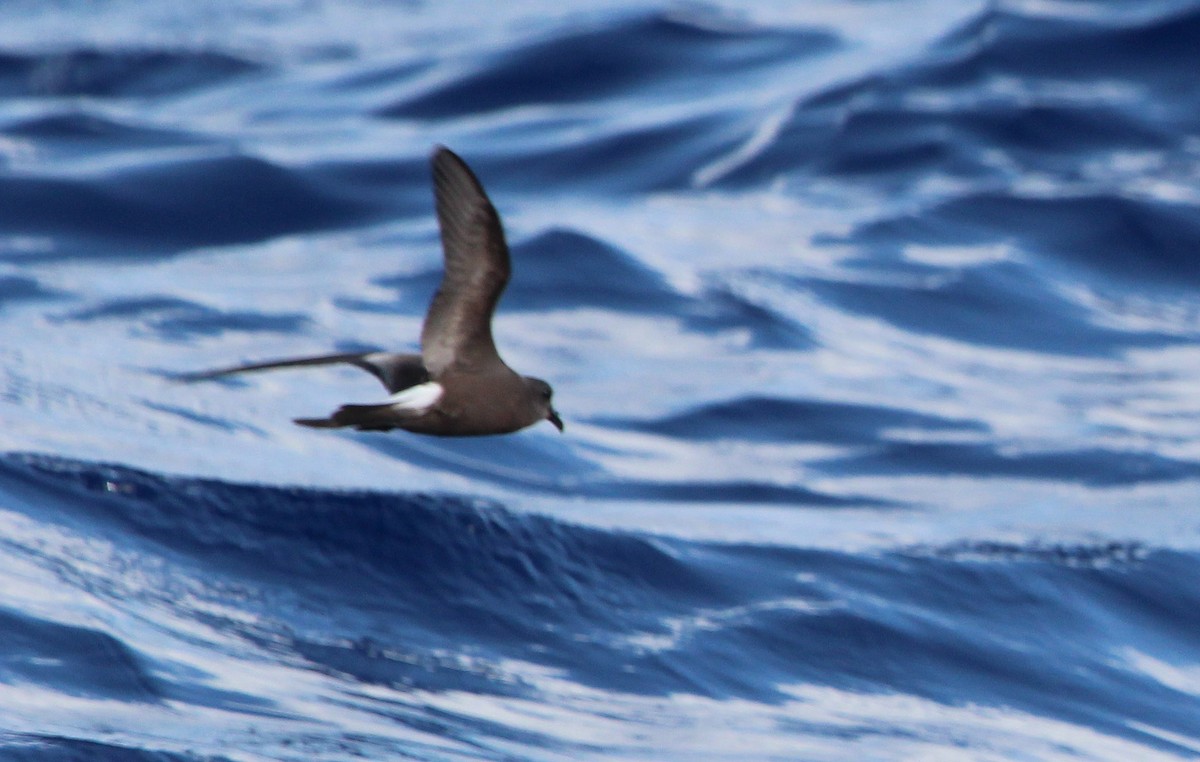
[541,388,552,401]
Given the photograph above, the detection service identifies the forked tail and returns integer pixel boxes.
[294,402,404,432]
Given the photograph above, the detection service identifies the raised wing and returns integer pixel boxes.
[421,147,511,376]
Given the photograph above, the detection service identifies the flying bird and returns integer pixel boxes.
[183,146,563,437]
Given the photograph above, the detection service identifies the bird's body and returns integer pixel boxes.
[183,147,562,437]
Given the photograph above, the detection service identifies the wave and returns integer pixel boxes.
[597,394,984,444]
[54,295,310,340]
[0,109,203,149]
[721,3,1200,187]
[851,192,1200,288]
[365,228,808,348]
[0,735,203,762]
[378,13,839,120]
[0,605,158,703]
[3,0,1200,757]
[0,275,62,310]
[779,260,1189,353]
[4,453,1200,752]
[0,47,263,98]
[0,153,388,261]
[936,4,1200,109]
[818,442,1200,486]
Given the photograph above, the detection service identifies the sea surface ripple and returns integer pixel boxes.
[2,1,1200,759]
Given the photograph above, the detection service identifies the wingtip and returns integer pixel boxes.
[294,417,340,429]
[431,144,459,167]
[430,145,481,184]
[172,369,220,384]
[429,145,492,219]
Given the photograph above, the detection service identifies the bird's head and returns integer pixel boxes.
[524,376,563,432]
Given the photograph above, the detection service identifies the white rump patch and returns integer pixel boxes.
[363,351,393,365]
[385,381,443,413]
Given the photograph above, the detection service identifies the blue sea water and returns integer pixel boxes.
[2,0,1200,758]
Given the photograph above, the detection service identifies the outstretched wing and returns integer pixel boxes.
[421,147,511,376]
[178,351,428,394]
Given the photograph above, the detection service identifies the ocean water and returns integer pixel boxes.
[2,0,1200,759]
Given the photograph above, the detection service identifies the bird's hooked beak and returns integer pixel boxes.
[547,407,564,432]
